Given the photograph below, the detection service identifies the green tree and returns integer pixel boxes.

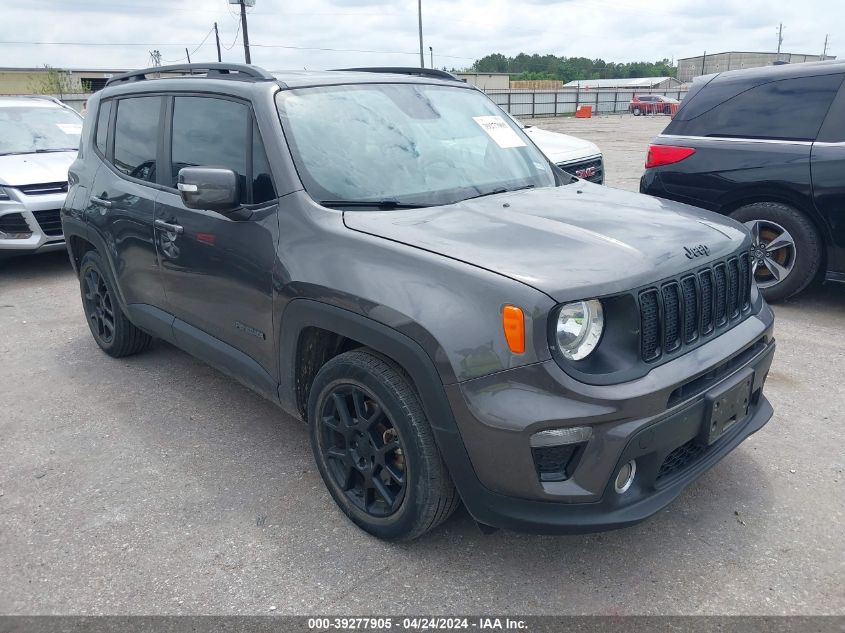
[466,54,678,84]
[28,65,84,99]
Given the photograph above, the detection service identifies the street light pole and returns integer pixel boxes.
[418,0,424,68]
[240,0,252,64]
[429,46,433,69]
[214,22,222,62]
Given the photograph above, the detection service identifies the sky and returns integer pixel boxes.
[1,0,840,72]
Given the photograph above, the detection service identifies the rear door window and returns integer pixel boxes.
[113,96,162,183]
[668,73,844,141]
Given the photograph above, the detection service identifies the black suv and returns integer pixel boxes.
[63,64,775,540]
[641,60,845,301]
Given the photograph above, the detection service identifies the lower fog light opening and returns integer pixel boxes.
[614,459,637,494]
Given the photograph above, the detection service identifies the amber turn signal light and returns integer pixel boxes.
[502,305,525,354]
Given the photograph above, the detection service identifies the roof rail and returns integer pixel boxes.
[333,67,464,82]
[105,63,275,87]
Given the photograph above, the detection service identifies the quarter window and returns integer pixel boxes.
[113,97,161,183]
[252,122,276,204]
[95,100,111,156]
[670,74,844,141]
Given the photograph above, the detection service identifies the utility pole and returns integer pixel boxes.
[239,0,252,64]
[185,47,191,64]
[429,46,433,69]
[214,22,222,62]
[149,49,162,67]
[701,50,706,76]
[417,0,424,68]
[776,23,784,59]
[823,33,830,58]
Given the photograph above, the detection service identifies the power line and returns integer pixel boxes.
[250,43,474,60]
[222,20,242,51]
[0,39,476,60]
[161,26,215,63]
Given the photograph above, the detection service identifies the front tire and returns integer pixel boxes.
[729,202,822,302]
[308,349,459,540]
[632,107,642,116]
[78,251,152,357]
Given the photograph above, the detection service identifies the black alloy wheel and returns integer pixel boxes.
[308,349,459,540]
[77,250,152,357]
[82,267,115,345]
[317,384,407,517]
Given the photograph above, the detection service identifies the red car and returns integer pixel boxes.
[629,94,679,115]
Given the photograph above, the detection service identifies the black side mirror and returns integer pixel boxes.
[177,167,239,214]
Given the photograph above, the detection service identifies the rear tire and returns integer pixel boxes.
[729,202,822,302]
[78,251,152,357]
[308,349,459,541]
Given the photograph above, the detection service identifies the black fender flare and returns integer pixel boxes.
[63,218,133,316]
[277,298,483,503]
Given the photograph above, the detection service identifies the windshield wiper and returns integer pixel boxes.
[0,148,77,156]
[459,184,535,203]
[320,199,426,210]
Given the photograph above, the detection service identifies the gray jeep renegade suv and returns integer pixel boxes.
[62,63,776,540]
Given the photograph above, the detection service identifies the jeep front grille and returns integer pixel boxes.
[638,253,752,363]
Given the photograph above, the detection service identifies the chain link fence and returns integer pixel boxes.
[484,87,689,118]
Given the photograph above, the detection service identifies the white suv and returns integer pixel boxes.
[0,96,82,258]
[505,112,604,184]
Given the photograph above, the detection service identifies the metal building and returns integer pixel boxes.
[562,77,681,89]
[677,52,836,83]
[455,72,510,90]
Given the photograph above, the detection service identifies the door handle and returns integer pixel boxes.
[90,196,112,209]
[154,219,184,234]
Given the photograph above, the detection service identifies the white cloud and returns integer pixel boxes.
[1,0,839,71]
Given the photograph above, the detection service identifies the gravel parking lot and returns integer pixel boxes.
[1,115,843,616]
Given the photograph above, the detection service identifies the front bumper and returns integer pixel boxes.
[0,190,67,258]
[445,304,775,533]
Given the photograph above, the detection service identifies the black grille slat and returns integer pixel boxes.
[699,270,714,335]
[639,289,661,362]
[739,253,751,311]
[714,264,727,326]
[681,276,698,343]
[662,283,681,353]
[0,213,31,234]
[637,254,753,363]
[17,182,68,196]
[727,258,739,319]
[31,209,63,237]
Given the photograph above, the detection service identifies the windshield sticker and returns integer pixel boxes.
[472,116,526,149]
[56,123,82,135]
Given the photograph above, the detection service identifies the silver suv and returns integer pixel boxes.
[0,96,82,258]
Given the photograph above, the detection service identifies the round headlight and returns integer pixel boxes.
[555,299,604,361]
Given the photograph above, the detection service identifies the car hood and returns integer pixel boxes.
[523,127,601,164]
[343,183,750,302]
[0,151,76,187]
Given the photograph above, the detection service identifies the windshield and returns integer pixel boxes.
[276,83,557,207]
[0,105,82,156]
